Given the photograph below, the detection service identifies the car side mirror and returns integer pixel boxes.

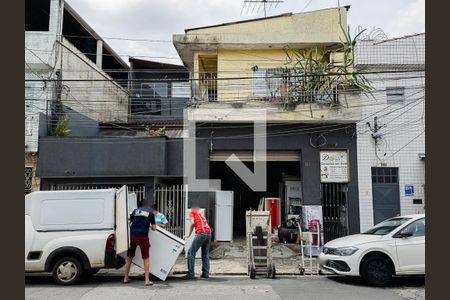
[394,231,413,238]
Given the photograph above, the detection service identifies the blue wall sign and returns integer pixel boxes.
[405,185,414,197]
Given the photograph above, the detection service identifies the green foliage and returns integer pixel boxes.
[144,126,166,137]
[50,115,72,137]
[280,26,373,112]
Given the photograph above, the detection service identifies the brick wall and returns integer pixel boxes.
[25,153,41,193]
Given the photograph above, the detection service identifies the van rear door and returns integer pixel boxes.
[115,185,130,255]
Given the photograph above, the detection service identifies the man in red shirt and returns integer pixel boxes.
[183,206,212,279]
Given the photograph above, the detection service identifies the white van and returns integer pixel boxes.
[25,186,131,285]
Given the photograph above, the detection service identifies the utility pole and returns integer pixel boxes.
[51,69,64,132]
[263,0,267,17]
[367,116,387,163]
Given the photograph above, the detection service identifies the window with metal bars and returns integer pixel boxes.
[49,183,146,204]
[371,167,398,184]
[321,183,349,243]
[386,87,405,104]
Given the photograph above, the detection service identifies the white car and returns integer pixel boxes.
[318,214,425,286]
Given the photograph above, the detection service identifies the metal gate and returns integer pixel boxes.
[372,167,400,225]
[155,185,186,238]
[321,183,349,243]
[48,183,146,204]
[25,167,33,195]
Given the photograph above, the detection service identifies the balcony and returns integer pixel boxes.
[188,69,362,123]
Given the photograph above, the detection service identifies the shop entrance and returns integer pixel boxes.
[209,153,301,237]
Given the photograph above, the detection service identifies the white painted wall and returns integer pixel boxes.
[59,38,128,123]
[25,0,128,152]
[25,0,62,152]
[355,35,425,232]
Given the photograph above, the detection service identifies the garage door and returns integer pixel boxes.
[209,151,301,161]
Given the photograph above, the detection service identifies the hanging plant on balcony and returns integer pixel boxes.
[281,27,372,115]
[50,115,72,137]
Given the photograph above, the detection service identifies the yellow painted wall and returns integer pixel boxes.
[216,49,293,101]
[193,48,352,102]
[187,7,348,46]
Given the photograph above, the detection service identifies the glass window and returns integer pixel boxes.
[363,217,411,235]
[372,167,399,184]
[141,83,168,98]
[25,0,51,31]
[386,87,405,104]
[172,82,191,98]
[253,68,284,97]
[401,218,425,237]
[140,83,168,115]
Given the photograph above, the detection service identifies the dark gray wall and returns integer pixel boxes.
[40,177,155,205]
[64,106,100,137]
[38,112,48,137]
[36,136,169,177]
[167,138,184,176]
[190,123,360,234]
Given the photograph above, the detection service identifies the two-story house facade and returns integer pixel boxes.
[173,7,364,241]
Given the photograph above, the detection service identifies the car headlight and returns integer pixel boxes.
[334,246,358,256]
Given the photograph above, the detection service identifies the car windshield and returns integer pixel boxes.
[363,217,412,235]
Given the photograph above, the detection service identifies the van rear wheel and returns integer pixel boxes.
[52,257,83,285]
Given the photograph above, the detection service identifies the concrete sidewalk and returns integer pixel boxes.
[101,240,319,277]
[100,256,315,277]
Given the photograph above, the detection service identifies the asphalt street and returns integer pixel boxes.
[25,275,425,300]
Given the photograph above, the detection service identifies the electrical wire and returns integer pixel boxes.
[300,0,314,13]
[384,130,425,160]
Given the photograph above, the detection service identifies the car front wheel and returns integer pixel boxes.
[361,255,393,287]
[52,257,83,285]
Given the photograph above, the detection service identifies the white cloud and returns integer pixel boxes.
[64,0,425,64]
[386,0,425,37]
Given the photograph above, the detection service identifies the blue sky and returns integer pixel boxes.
[65,0,425,65]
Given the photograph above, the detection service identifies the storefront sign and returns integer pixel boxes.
[320,150,349,183]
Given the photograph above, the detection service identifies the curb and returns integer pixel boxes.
[99,271,324,277]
